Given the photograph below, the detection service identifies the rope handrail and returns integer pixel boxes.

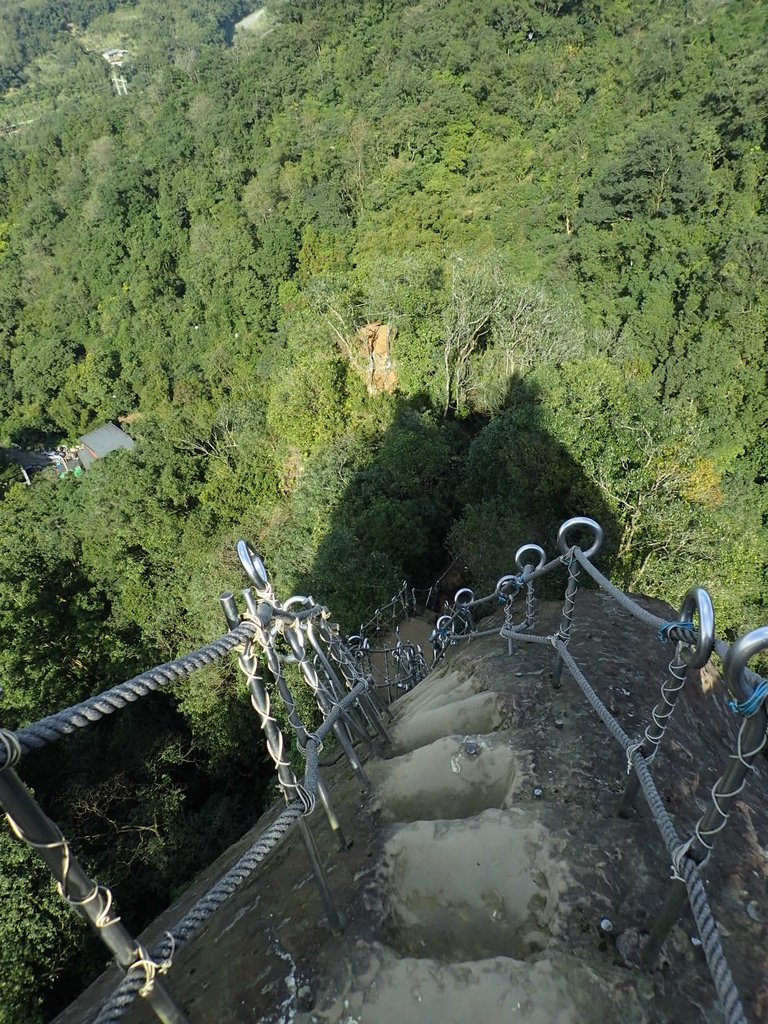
[0,622,257,770]
[3,518,766,1024]
[572,548,765,692]
[1,545,415,1024]
[430,515,768,1024]
[92,735,342,1024]
[558,629,750,1024]
[91,797,307,1024]
[491,629,749,1024]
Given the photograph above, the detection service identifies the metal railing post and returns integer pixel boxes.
[618,587,714,818]
[0,763,188,1024]
[552,519,603,687]
[220,592,343,933]
[643,627,768,964]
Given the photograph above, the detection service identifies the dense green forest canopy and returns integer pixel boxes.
[0,0,766,1019]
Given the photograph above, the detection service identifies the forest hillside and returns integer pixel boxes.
[0,1,766,1020]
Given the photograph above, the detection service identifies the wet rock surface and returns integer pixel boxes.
[57,590,768,1024]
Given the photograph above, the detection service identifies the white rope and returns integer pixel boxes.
[5,812,73,895]
[625,740,643,775]
[671,837,695,881]
[692,718,766,850]
[128,933,175,997]
[66,883,121,928]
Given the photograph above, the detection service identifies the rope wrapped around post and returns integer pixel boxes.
[495,627,748,1024]
[434,515,760,1024]
[7,515,765,1024]
[0,763,189,1024]
[642,627,768,969]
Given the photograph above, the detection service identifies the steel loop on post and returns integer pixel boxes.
[644,626,768,968]
[725,626,768,703]
[516,543,546,632]
[516,544,546,573]
[552,517,603,686]
[430,613,454,663]
[236,540,271,597]
[618,587,714,819]
[558,516,604,560]
[678,587,716,669]
[495,574,519,599]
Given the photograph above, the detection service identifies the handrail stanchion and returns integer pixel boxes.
[642,626,768,965]
[0,763,189,1024]
[618,587,714,819]
[322,627,391,742]
[221,592,343,933]
[308,626,379,747]
[552,518,603,687]
[285,620,370,793]
[9,524,762,1024]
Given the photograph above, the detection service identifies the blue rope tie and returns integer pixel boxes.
[658,620,694,644]
[728,681,768,717]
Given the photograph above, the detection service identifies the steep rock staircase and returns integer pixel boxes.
[36,533,768,1024]
[296,593,759,1024]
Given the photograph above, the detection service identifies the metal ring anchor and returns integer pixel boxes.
[557,517,604,560]
[454,588,474,607]
[515,544,546,573]
[237,540,270,594]
[495,574,520,599]
[725,626,768,704]
[678,587,715,669]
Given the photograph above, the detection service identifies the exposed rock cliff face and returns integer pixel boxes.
[56,592,767,1024]
[354,322,397,394]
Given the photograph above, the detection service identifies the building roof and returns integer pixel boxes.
[78,423,135,460]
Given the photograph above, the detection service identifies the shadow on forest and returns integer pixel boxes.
[300,374,619,630]
[26,374,620,1020]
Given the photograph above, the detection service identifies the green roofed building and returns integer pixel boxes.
[77,423,135,470]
